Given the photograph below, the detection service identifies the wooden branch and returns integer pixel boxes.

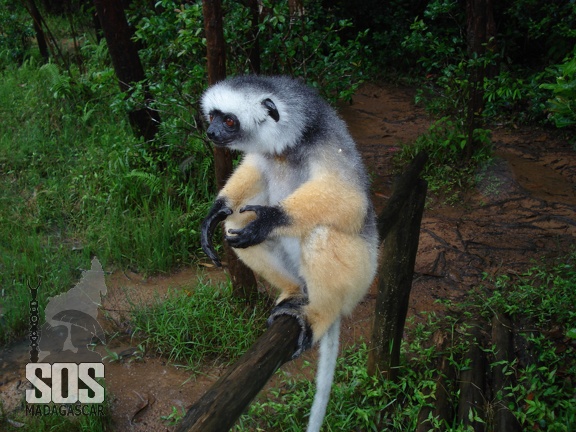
[175,315,300,432]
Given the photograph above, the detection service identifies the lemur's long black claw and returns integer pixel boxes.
[200,198,233,267]
[268,298,313,359]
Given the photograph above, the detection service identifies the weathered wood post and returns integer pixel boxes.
[367,152,428,379]
[491,313,521,431]
[457,322,487,432]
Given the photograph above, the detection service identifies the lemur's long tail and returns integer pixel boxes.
[306,317,341,432]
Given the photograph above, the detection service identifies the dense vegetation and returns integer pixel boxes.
[1,0,575,430]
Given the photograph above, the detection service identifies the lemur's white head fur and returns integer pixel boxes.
[201,76,311,155]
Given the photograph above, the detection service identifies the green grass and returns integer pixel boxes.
[0,60,212,345]
[126,281,268,367]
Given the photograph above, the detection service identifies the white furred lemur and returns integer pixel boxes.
[200,75,379,432]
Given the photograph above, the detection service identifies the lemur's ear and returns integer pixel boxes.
[262,98,280,122]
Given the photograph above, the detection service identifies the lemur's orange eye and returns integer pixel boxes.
[209,114,214,122]
[225,117,235,128]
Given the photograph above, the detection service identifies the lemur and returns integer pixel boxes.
[200,75,379,432]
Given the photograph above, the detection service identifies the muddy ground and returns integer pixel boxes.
[1,83,575,431]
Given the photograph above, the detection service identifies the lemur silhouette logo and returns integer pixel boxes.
[26,257,107,416]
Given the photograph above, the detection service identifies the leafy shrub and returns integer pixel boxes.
[0,1,33,67]
[540,51,576,128]
[396,117,492,203]
[130,0,371,104]
[400,0,575,125]
[481,253,576,430]
[482,70,550,123]
[248,0,371,102]
[402,1,466,76]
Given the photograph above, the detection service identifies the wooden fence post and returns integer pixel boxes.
[367,154,428,379]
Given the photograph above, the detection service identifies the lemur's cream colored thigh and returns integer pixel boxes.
[300,227,377,343]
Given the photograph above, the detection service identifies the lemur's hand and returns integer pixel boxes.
[226,205,288,248]
[200,198,233,267]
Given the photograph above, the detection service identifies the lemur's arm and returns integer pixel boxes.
[226,172,367,249]
[201,155,264,266]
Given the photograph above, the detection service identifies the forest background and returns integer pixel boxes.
[0,0,575,430]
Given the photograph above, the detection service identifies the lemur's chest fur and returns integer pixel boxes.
[256,154,311,205]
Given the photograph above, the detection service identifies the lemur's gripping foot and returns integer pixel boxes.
[268,297,312,359]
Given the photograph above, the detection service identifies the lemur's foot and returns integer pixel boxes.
[268,297,312,359]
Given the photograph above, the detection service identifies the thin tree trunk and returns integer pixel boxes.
[93,0,161,144]
[247,0,261,74]
[24,0,49,62]
[203,0,258,300]
[464,0,495,160]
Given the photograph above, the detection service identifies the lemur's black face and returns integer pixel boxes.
[206,110,241,146]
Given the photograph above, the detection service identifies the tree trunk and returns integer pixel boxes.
[247,0,261,74]
[93,0,161,144]
[24,0,49,62]
[203,0,258,300]
[464,0,496,160]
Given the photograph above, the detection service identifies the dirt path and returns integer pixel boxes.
[1,83,575,431]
